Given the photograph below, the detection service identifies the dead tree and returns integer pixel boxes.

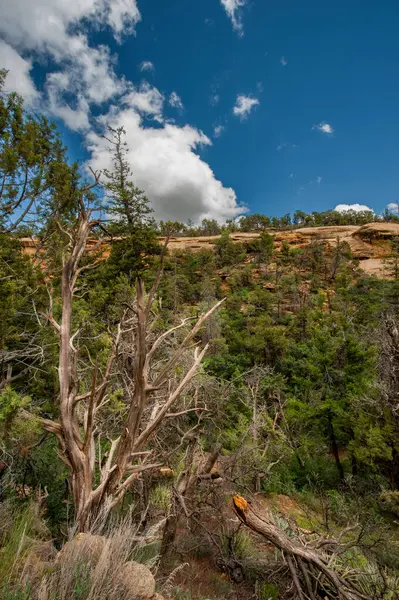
[232,495,372,600]
[40,194,224,532]
[159,440,222,567]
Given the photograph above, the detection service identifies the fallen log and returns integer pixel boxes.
[232,495,371,600]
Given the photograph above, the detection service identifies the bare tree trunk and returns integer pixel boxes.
[57,212,99,528]
[159,443,222,569]
[41,205,225,531]
[328,413,345,483]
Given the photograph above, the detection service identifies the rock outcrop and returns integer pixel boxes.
[19,222,399,279]
[56,532,106,566]
[116,560,156,598]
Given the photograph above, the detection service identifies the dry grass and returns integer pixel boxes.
[35,516,161,600]
[0,500,51,594]
[33,525,132,600]
[0,502,163,600]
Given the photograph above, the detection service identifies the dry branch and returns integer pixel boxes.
[232,495,372,600]
[40,198,225,531]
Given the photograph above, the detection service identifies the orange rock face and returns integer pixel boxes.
[18,222,399,279]
[162,224,399,278]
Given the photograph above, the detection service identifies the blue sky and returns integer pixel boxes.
[1,0,399,221]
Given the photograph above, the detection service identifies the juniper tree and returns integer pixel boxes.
[0,70,66,233]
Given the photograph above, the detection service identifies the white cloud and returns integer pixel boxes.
[335,204,374,213]
[233,94,259,120]
[313,122,334,135]
[0,0,141,51]
[0,40,38,103]
[280,56,288,66]
[386,203,399,214]
[125,82,164,121]
[317,176,322,185]
[213,125,225,138]
[40,40,126,130]
[54,39,124,105]
[210,94,220,106]
[169,91,184,110]
[140,61,154,72]
[220,0,247,36]
[0,0,141,128]
[46,72,90,130]
[87,98,245,223]
[289,172,294,179]
[0,0,245,223]
[106,0,141,41]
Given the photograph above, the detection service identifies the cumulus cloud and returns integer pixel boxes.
[335,204,374,213]
[0,0,141,128]
[0,0,141,51]
[0,0,244,222]
[125,82,164,121]
[210,94,220,106]
[46,72,91,130]
[42,40,126,131]
[233,95,259,120]
[140,61,154,72]
[220,0,247,36]
[213,124,225,138]
[313,122,334,135]
[106,0,141,40]
[87,97,245,223]
[280,56,288,66]
[169,91,184,110]
[0,40,38,104]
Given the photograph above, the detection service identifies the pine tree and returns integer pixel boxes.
[101,127,159,280]
[102,126,154,233]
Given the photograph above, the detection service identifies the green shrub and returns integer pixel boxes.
[221,529,253,560]
[255,581,279,600]
[1,585,31,600]
[149,484,172,513]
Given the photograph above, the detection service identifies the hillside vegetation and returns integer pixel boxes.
[2,70,399,600]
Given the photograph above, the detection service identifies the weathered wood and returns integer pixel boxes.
[42,200,224,531]
[232,495,371,600]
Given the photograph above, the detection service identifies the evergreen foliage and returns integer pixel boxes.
[3,70,399,600]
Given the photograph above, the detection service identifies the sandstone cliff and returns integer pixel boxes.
[160,223,399,278]
[19,222,399,279]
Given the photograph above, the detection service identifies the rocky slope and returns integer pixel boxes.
[19,222,399,279]
[160,223,399,278]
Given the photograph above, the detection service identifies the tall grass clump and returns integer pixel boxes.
[0,500,49,600]
[28,510,160,600]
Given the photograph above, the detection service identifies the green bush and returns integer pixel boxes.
[255,581,279,600]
